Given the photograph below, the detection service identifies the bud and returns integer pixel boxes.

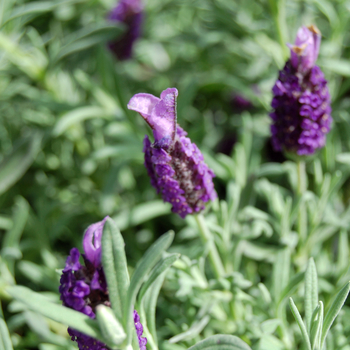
[289,25,321,73]
[128,88,217,218]
[83,217,108,268]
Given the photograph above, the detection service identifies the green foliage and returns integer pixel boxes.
[1,0,350,349]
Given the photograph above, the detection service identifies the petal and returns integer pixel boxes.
[82,217,108,267]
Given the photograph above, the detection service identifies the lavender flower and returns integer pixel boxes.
[270,25,332,156]
[108,0,143,60]
[128,88,217,218]
[59,217,147,350]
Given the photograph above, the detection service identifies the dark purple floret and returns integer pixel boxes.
[59,218,147,350]
[230,93,252,112]
[108,0,143,60]
[128,88,217,218]
[270,26,332,155]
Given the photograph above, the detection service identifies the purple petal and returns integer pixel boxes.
[289,25,321,71]
[82,216,108,267]
[128,88,178,148]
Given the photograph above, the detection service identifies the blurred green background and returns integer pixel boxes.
[2,0,350,349]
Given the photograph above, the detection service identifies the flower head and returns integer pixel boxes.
[59,218,147,350]
[108,0,143,60]
[128,88,217,218]
[270,26,332,156]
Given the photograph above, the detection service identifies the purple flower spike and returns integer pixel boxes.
[289,25,321,73]
[128,88,217,218]
[108,0,143,60]
[270,26,332,156]
[59,219,147,350]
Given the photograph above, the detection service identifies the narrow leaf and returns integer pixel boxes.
[321,281,350,348]
[0,304,13,350]
[0,133,42,195]
[6,286,103,342]
[187,334,252,350]
[305,258,318,332]
[138,253,179,302]
[96,305,126,348]
[101,220,123,320]
[169,316,210,343]
[124,231,174,345]
[55,24,124,61]
[289,298,311,350]
[141,271,168,348]
[102,218,130,316]
[4,1,55,24]
[310,301,323,350]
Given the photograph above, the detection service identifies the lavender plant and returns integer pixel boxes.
[2,1,350,350]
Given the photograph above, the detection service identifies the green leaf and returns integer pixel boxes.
[54,23,124,61]
[52,106,111,136]
[169,316,210,343]
[336,153,350,165]
[101,218,129,320]
[4,1,56,24]
[1,197,30,273]
[0,132,42,195]
[305,258,318,333]
[310,301,323,350]
[277,272,305,305]
[0,304,13,350]
[138,253,180,302]
[272,248,290,301]
[320,59,350,77]
[140,270,174,349]
[186,334,252,350]
[124,231,174,346]
[6,286,103,342]
[96,305,126,348]
[289,298,311,350]
[321,281,350,348]
[113,201,171,231]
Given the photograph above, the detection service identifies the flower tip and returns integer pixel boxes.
[160,87,178,99]
[82,217,108,267]
[307,24,321,35]
[290,25,321,72]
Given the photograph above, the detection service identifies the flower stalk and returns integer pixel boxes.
[194,214,225,279]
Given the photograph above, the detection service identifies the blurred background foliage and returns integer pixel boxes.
[2,0,350,349]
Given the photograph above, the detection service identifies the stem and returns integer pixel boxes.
[297,160,307,243]
[194,214,225,279]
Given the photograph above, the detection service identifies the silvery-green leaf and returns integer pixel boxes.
[187,334,252,350]
[305,258,318,333]
[96,305,126,348]
[289,298,311,350]
[321,281,350,348]
[310,301,323,350]
[6,286,103,342]
[124,231,174,345]
[101,218,129,320]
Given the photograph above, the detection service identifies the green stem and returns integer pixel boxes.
[194,214,225,279]
[297,160,307,243]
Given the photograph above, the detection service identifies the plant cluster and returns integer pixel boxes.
[1,0,350,350]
